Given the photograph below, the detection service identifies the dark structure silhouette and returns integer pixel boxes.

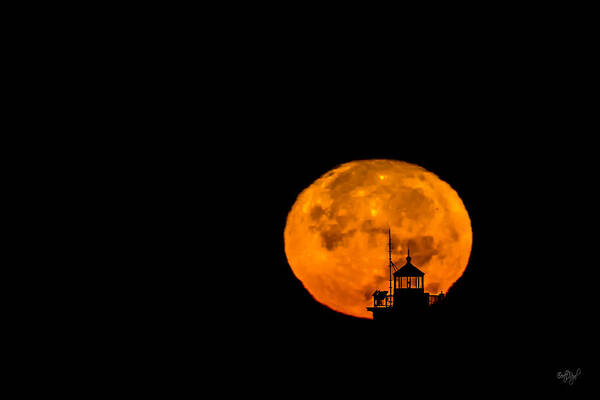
[367,229,443,321]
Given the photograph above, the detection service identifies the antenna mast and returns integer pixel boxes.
[388,228,393,296]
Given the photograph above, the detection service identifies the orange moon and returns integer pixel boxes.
[284,159,472,319]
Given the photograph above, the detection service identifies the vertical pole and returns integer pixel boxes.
[388,228,392,297]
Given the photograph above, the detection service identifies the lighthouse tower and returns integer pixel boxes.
[367,230,441,321]
[392,248,427,314]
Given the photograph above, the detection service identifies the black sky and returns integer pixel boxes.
[144,61,596,393]
[214,115,594,392]
[49,14,598,396]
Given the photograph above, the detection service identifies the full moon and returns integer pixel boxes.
[284,159,472,319]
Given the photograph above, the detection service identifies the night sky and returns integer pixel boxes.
[54,16,596,397]
[140,73,594,394]
[217,119,593,393]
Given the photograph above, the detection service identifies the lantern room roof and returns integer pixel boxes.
[393,255,424,277]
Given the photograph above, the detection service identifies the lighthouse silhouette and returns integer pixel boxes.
[367,229,443,321]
